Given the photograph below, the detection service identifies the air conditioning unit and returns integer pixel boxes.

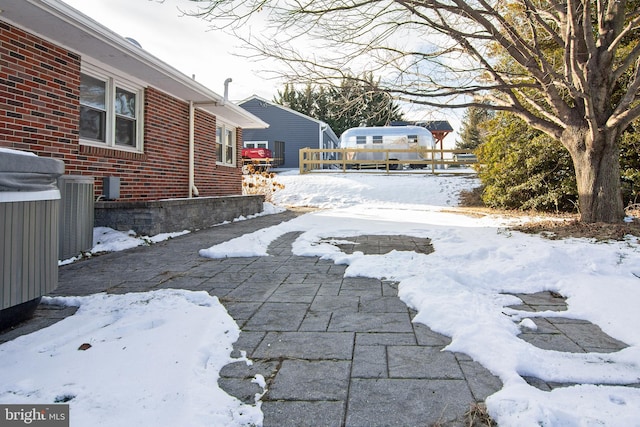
[58,175,94,260]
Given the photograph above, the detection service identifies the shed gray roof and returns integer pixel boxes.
[391,120,454,132]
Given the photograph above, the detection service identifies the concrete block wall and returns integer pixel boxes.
[95,195,264,236]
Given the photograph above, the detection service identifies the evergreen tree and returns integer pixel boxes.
[476,112,577,213]
[456,106,493,150]
[620,119,640,206]
[276,84,296,109]
[273,74,404,136]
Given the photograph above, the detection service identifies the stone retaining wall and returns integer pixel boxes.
[95,195,264,235]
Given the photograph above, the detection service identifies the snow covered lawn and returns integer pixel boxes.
[2,171,640,426]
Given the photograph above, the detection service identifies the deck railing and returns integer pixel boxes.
[299,148,478,174]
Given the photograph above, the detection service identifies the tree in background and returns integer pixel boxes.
[191,0,640,223]
[276,83,316,117]
[273,74,404,136]
[456,106,493,150]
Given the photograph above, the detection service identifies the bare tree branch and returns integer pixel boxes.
[186,0,640,222]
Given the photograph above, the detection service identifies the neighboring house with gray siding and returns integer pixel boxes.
[239,96,339,169]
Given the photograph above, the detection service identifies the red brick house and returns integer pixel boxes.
[0,0,267,204]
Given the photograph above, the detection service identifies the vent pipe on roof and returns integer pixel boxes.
[223,78,232,105]
[125,37,142,48]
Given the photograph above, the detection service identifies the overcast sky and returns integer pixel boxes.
[62,0,280,102]
[61,0,462,139]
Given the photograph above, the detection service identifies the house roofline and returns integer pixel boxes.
[1,0,268,129]
[241,95,333,131]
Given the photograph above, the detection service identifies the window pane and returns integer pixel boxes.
[225,145,233,164]
[225,129,234,164]
[216,127,223,161]
[115,88,136,118]
[217,144,223,161]
[80,74,106,110]
[115,117,135,146]
[79,105,106,142]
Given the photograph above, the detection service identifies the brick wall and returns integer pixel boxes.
[0,21,80,159]
[139,87,190,199]
[0,21,243,201]
[192,109,243,196]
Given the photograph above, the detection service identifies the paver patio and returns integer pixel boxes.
[0,210,632,426]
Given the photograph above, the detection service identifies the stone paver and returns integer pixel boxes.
[346,379,472,427]
[1,210,635,425]
[507,290,632,391]
[224,231,499,426]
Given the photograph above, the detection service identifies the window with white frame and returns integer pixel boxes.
[216,122,236,165]
[244,141,268,149]
[79,71,143,151]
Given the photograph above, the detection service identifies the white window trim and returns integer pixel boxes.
[79,64,145,153]
[217,121,237,166]
[244,141,268,149]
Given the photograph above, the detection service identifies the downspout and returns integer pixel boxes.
[189,99,220,197]
[188,100,196,198]
[319,123,327,167]
[190,77,232,196]
[319,124,327,149]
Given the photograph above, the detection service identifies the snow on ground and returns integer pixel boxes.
[271,169,474,209]
[3,170,640,426]
[0,290,263,426]
[201,170,640,426]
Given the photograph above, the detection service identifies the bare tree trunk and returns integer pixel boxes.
[563,127,624,223]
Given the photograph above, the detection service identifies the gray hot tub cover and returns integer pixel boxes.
[0,149,65,192]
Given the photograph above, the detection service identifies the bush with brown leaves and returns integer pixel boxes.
[242,164,285,202]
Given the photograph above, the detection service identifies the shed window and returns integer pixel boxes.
[245,141,268,149]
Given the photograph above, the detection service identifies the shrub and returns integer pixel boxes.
[620,119,640,206]
[242,163,285,202]
[475,112,578,213]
